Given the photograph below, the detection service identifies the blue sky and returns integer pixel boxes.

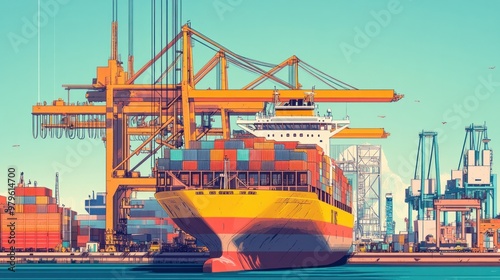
[1,0,499,232]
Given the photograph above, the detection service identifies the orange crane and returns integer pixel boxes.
[31,4,402,251]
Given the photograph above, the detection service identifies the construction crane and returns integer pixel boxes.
[31,1,402,251]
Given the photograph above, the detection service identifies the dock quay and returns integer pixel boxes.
[348,252,500,265]
[0,252,209,265]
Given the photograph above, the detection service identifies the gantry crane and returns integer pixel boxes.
[31,1,402,251]
[405,131,441,235]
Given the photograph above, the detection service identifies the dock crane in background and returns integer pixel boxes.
[405,131,441,237]
[445,123,497,219]
[31,0,402,251]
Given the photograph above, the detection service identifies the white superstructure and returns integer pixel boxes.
[236,91,350,156]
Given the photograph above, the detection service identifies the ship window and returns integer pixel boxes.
[293,133,296,137]
[286,133,290,137]
[260,172,270,186]
[248,173,259,186]
[281,134,283,137]
[267,134,270,137]
[284,172,295,186]
[320,140,323,143]
[299,133,303,137]
[318,134,320,137]
[298,172,308,186]
[272,173,282,186]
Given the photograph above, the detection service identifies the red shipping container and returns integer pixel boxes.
[214,139,225,149]
[23,187,52,197]
[275,161,289,171]
[249,150,262,161]
[14,187,25,196]
[241,138,255,149]
[223,149,237,161]
[182,160,198,170]
[249,161,262,171]
[282,141,298,150]
[0,195,6,205]
[24,204,37,213]
[47,204,58,213]
[210,160,223,170]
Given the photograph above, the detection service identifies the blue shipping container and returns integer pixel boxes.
[290,151,307,160]
[183,150,198,160]
[198,160,211,170]
[237,161,249,170]
[224,140,245,149]
[170,160,183,170]
[157,158,170,170]
[275,150,290,160]
[197,150,211,160]
[201,141,215,149]
[275,144,285,150]
[24,196,36,204]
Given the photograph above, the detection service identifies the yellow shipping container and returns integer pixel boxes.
[399,234,406,244]
[36,196,49,205]
[262,142,274,149]
[15,204,23,212]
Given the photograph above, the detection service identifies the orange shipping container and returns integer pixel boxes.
[261,150,275,160]
[0,195,6,205]
[210,149,224,161]
[289,160,307,170]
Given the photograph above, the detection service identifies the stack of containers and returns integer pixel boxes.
[159,137,353,210]
[128,198,175,242]
[0,186,63,251]
[0,196,6,248]
[74,195,177,247]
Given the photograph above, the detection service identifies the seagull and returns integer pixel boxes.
[12,144,20,147]
[377,115,386,118]
[442,122,447,125]
[489,66,495,70]
[414,100,420,103]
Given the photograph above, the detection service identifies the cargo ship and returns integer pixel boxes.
[155,91,354,272]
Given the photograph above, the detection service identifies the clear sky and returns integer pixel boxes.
[1,0,499,232]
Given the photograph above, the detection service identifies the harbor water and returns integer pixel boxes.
[1,264,498,279]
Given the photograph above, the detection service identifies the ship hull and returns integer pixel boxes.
[155,189,353,272]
